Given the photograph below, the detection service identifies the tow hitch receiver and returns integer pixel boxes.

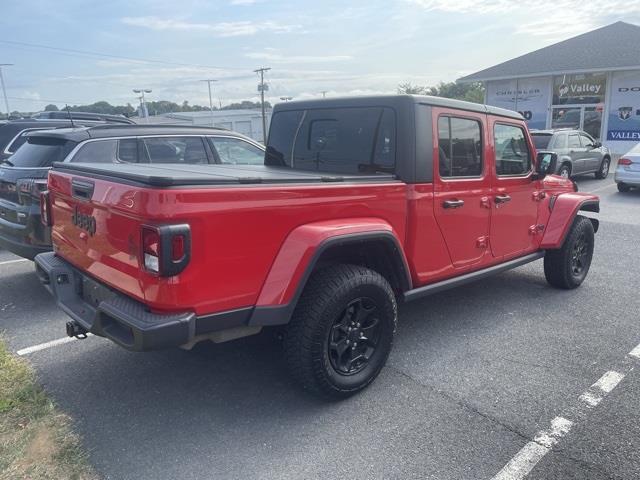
[66,321,89,339]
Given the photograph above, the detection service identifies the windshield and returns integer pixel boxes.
[531,134,552,150]
[7,137,75,168]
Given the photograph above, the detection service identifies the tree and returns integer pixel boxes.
[397,81,485,104]
[397,82,427,95]
[427,81,485,104]
[44,104,59,111]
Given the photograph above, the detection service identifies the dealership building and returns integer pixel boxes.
[459,21,640,154]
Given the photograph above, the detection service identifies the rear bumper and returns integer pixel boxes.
[614,168,640,186]
[34,252,253,351]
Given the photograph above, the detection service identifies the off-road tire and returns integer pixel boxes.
[558,164,571,179]
[544,215,594,289]
[617,182,631,193]
[595,157,610,179]
[284,264,397,399]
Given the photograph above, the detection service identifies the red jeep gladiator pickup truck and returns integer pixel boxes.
[35,95,599,398]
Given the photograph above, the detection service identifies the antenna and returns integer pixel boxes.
[65,105,76,128]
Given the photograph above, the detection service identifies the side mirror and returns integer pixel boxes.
[534,151,557,179]
[593,141,602,148]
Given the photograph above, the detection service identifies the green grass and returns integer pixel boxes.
[0,339,97,480]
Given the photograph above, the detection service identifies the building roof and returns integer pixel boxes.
[459,22,640,82]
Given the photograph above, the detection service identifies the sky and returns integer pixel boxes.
[0,0,639,113]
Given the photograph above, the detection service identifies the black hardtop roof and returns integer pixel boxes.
[273,94,523,121]
[24,124,248,143]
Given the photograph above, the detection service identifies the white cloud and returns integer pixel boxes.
[245,50,352,64]
[406,0,640,39]
[121,16,301,37]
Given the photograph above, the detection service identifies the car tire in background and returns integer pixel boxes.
[595,157,610,179]
[617,182,631,193]
[544,215,595,289]
[558,164,571,179]
[284,263,397,399]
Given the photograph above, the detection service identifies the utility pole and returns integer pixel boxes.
[200,79,218,127]
[133,88,152,122]
[320,90,328,98]
[0,64,13,120]
[254,67,271,144]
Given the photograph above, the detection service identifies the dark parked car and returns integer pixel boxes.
[530,129,612,179]
[0,124,265,259]
[1,119,114,163]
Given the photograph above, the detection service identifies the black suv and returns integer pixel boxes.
[0,124,265,259]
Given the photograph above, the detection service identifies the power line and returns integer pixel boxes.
[0,39,248,71]
[254,67,271,144]
[200,79,218,126]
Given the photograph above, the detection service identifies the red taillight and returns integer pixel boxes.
[618,157,633,166]
[141,225,190,276]
[142,227,160,274]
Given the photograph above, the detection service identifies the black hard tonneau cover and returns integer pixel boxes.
[52,162,398,187]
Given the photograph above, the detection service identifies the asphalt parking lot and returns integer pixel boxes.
[1,174,639,480]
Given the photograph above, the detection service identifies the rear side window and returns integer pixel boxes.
[531,134,552,150]
[438,116,483,177]
[6,137,75,167]
[142,137,209,164]
[266,107,396,175]
[494,124,532,176]
[568,134,581,149]
[209,137,264,165]
[71,139,138,163]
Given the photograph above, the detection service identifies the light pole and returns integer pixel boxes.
[0,64,13,120]
[320,90,328,98]
[133,88,152,122]
[200,79,218,127]
[254,67,271,144]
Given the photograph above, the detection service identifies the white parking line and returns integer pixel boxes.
[629,343,640,360]
[491,365,632,480]
[0,258,30,266]
[492,417,573,480]
[16,334,92,356]
[592,370,625,393]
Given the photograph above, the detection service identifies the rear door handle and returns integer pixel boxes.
[495,194,512,204]
[443,199,464,209]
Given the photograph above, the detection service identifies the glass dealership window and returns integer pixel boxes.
[553,73,606,105]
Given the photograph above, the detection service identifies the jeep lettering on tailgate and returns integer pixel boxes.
[71,206,96,236]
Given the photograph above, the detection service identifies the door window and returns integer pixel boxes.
[209,137,264,165]
[568,134,581,149]
[142,137,209,164]
[494,124,531,176]
[553,133,568,149]
[437,116,482,178]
